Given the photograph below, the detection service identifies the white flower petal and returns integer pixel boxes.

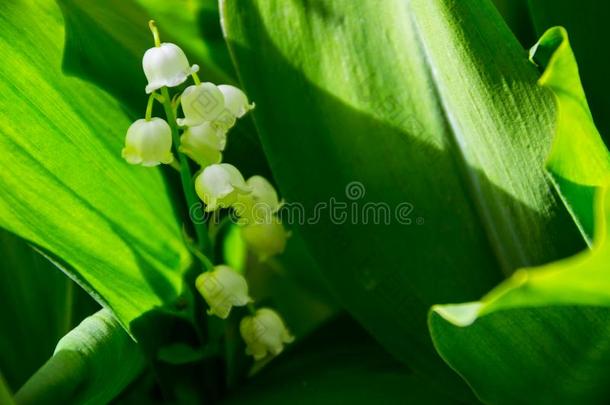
[178,83,225,127]
[143,43,198,94]
[196,265,251,319]
[218,84,254,118]
[241,217,289,260]
[240,308,293,360]
[235,176,282,224]
[195,164,233,211]
[195,163,251,211]
[220,163,250,192]
[122,118,174,166]
[179,122,226,166]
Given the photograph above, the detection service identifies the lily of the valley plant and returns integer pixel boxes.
[124,21,292,359]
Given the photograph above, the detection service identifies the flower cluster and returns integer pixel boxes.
[121,21,292,360]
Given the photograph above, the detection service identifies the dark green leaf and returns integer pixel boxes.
[16,310,144,405]
[0,229,72,391]
[492,0,536,46]
[221,0,583,398]
[0,229,99,391]
[223,316,460,405]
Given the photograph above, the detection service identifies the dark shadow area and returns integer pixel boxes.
[0,229,99,392]
[223,314,460,404]
[492,0,537,47]
[196,2,236,83]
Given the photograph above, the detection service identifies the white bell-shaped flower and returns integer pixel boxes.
[122,118,174,166]
[241,217,289,260]
[240,308,294,360]
[179,122,226,167]
[218,85,254,118]
[143,43,199,94]
[195,163,251,211]
[195,265,252,319]
[235,176,282,224]
[177,83,225,127]
[210,85,255,132]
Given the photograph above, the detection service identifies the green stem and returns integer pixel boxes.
[192,72,201,85]
[145,93,155,121]
[172,94,182,117]
[208,210,220,252]
[149,20,161,47]
[160,87,211,254]
[185,236,215,272]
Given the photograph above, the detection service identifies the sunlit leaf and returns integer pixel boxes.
[0,0,190,329]
[429,28,610,405]
[527,0,610,144]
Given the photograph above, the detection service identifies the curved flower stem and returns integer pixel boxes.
[171,94,182,117]
[191,72,201,85]
[184,234,214,272]
[148,20,161,47]
[145,93,155,121]
[160,87,211,255]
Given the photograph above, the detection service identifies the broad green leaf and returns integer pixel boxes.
[16,310,144,405]
[221,0,583,397]
[0,229,97,391]
[527,0,610,144]
[223,316,460,405]
[429,28,610,404]
[0,0,190,329]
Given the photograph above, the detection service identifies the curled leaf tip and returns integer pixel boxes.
[431,303,482,327]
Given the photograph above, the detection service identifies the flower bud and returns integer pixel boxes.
[122,118,174,166]
[143,43,199,94]
[179,122,226,167]
[241,217,289,260]
[194,163,251,211]
[195,265,252,319]
[177,83,226,127]
[235,176,282,224]
[240,308,294,360]
[218,85,254,119]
